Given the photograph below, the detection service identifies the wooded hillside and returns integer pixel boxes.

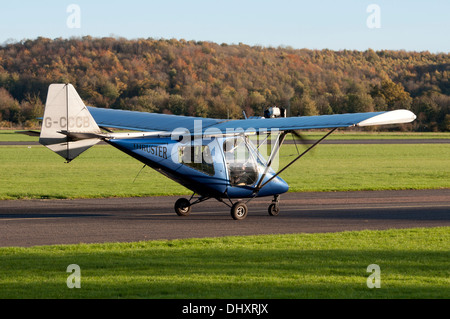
[0,37,448,131]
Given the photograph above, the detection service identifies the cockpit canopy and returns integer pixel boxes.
[223,136,258,186]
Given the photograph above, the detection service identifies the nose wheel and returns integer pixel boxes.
[268,203,280,216]
[268,195,280,216]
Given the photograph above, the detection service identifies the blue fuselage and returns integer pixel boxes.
[107,136,289,199]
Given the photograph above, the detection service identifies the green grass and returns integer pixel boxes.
[0,142,449,199]
[0,227,448,298]
[0,130,40,142]
[0,145,188,199]
[280,143,450,192]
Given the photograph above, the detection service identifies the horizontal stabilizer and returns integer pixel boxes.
[58,130,106,141]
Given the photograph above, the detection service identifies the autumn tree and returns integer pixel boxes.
[0,37,448,130]
[371,80,412,110]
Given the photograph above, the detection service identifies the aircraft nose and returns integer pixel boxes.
[274,176,289,194]
[262,176,288,196]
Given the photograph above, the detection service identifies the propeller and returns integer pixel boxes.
[288,130,315,156]
[290,130,311,145]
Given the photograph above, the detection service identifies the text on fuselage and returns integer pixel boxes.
[134,143,168,159]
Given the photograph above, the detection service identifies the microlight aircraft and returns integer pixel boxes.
[39,84,416,220]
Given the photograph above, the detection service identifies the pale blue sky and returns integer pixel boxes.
[1,0,449,52]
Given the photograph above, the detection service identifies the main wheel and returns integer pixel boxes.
[268,203,280,216]
[231,202,248,220]
[174,198,191,216]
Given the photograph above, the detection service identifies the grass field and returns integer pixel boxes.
[1,131,448,300]
[0,142,449,199]
[0,227,448,299]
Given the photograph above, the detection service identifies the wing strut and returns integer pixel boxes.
[255,128,337,192]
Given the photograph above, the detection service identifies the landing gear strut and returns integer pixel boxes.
[174,193,281,220]
[174,194,211,217]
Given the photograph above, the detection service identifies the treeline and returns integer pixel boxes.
[0,36,449,131]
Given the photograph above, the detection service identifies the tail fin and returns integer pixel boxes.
[39,84,102,162]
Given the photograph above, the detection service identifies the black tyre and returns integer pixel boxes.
[268,203,280,216]
[231,202,248,220]
[174,198,191,216]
